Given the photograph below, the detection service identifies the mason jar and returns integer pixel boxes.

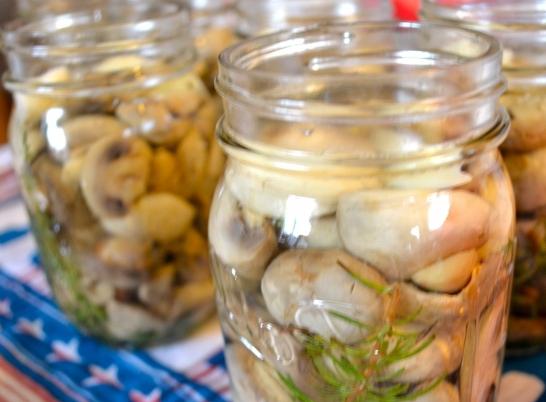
[190,0,238,92]
[210,22,515,402]
[422,0,546,353]
[237,0,393,37]
[3,0,223,346]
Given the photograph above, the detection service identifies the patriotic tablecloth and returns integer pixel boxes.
[0,144,545,402]
[0,145,228,402]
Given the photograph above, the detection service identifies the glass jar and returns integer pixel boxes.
[3,0,223,346]
[190,0,238,92]
[422,0,546,353]
[210,22,515,402]
[237,0,393,37]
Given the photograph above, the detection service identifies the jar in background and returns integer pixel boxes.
[211,22,514,402]
[190,0,238,92]
[3,0,223,346]
[422,0,546,352]
[237,0,393,37]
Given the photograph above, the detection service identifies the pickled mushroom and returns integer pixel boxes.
[384,325,464,383]
[102,193,195,242]
[411,249,478,293]
[61,114,127,151]
[301,216,342,249]
[337,190,490,280]
[500,92,546,152]
[80,135,152,218]
[225,160,378,219]
[97,236,152,273]
[209,187,277,281]
[261,249,386,344]
[411,382,460,402]
[504,148,546,213]
[225,344,293,402]
[105,300,167,340]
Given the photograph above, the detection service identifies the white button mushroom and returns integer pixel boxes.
[105,300,167,341]
[500,92,546,152]
[62,114,127,152]
[411,381,460,402]
[411,249,478,293]
[225,344,293,402]
[209,187,277,281]
[261,249,386,344]
[384,324,464,383]
[176,128,208,198]
[301,216,343,249]
[337,190,490,280]
[13,66,71,123]
[102,193,196,243]
[80,134,152,219]
[504,147,546,213]
[225,159,378,219]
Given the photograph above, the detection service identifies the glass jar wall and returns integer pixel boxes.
[237,0,393,37]
[211,22,515,402]
[3,0,223,346]
[422,0,546,352]
[190,0,238,92]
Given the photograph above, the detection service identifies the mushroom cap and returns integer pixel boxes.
[101,192,195,243]
[209,186,277,281]
[338,189,490,280]
[225,159,378,219]
[80,134,152,219]
[261,249,386,344]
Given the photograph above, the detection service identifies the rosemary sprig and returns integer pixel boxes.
[280,310,444,402]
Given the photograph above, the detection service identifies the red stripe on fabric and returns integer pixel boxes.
[0,168,14,182]
[216,384,231,395]
[0,357,57,402]
[190,364,216,381]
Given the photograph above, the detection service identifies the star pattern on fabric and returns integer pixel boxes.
[83,364,122,389]
[0,299,12,318]
[15,318,45,340]
[47,338,81,363]
[130,388,162,402]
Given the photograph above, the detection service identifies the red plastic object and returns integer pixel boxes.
[392,0,421,21]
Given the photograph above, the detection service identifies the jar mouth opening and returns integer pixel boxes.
[217,21,502,123]
[217,108,510,170]
[3,0,189,56]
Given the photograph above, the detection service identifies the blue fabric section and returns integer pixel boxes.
[207,351,226,369]
[0,269,227,402]
[0,227,29,244]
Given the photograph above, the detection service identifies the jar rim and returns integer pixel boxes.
[217,21,503,123]
[2,0,196,92]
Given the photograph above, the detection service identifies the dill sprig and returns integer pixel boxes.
[279,310,444,402]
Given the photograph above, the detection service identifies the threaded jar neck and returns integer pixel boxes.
[2,0,196,95]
